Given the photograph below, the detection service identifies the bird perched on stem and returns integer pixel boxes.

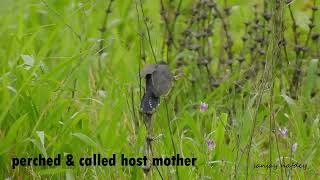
[139,61,173,175]
[140,62,173,114]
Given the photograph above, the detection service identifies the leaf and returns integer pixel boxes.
[302,59,318,98]
[0,114,28,155]
[215,113,228,157]
[21,54,34,70]
[27,138,47,158]
[295,10,310,30]
[72,133,98,148]
[108,19,120,28]
[36,131,45,147]
[66,170,75,180]
[281,94,296,105]
[39,60,48,72]
[37,168,69,175]
[6,86,17,94]
[231,5,240,12]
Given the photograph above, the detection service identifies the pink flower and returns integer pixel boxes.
[291,143,298,152]
[278,127,288,137]
[200,102,208,112]
[206,140,216,151]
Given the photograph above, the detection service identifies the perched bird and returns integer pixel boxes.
[140,62,173,114]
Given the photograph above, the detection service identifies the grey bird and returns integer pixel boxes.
[140,62,173,114]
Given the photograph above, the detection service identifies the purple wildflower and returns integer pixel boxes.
[291,143,298,152]
[206,140,216,151]
[278,127,288,137]
[200,102,208,112]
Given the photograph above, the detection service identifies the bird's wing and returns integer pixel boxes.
[151,64,173,97]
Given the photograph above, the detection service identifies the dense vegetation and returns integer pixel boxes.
[0,0,319,179]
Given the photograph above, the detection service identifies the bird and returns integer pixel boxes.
[140,62,173,114]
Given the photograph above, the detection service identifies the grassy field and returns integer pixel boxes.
[0,0,319,179]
